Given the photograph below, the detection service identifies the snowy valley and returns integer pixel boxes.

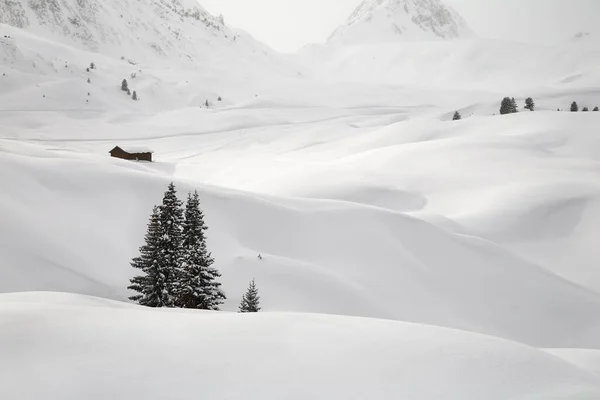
[2,0,600,398]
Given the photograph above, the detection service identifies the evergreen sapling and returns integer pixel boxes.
[239,279,261,313]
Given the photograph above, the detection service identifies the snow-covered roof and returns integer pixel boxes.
[113,146,154,154]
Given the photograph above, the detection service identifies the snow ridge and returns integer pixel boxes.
[0,0,250,62]
[329,0,473,45]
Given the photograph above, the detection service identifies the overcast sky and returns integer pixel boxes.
[200,0,600,52]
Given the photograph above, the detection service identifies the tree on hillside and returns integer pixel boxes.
[500,97,514,115]
[571,101,579,112]
[121,79,128,92]
[510,97,518,113]
[154,182,185,307]
[90,62,95,70]
[582,107,589,112]
[218,96,222,101]
[524,97,535,111]
[452,111,462,120]
[205,99,209,107]
[174,191,225,310]
[593,106,599,111]
[239,279,261,313]
[128,206,166,307]
[132,91,138,101]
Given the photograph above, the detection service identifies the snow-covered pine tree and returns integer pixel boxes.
[452,111,461,120]
[128,206,167,307]
[524,97,535,111]
[239,279,261,313]
[571,101,579,112]
[500,97,513,115]
[582,107,589,112]
[593,106,599,111]
[175,191,225,310]
[510,97,518,113]
[132,91,138,101]
[154,182,184,307]
[121,79,128,92]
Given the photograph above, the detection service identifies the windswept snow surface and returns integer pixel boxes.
[2,292,600,400]
[2,0,600,397]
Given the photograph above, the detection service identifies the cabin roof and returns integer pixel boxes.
[109,146,154,154]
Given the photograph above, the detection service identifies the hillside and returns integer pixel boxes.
[2,0,600,397]
[328,0,473,45]
[3,292,600,400]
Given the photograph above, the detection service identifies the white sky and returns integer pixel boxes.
[200,0,600,52]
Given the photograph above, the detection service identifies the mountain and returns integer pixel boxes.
[328,0,473,45]
[0,0,303,113]
[1,0,248,62]
[0,0,299,76]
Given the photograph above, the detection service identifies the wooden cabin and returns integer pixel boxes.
[109,146,153,162]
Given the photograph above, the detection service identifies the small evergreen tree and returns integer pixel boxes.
[571,101,579,112]
[127,88,131,96]
[205,99,209,107]
[174,191,225,310]
[500,97,513,115]
[524,97,535,111]
[87,78,91,83]
[121,79,128,91]
[132,91,138,101]
[90,62,95,69]
[86,67,90,72]
[128,206,166,306]
[218,96,222,101]
[239,279,261,313]
[582,107,589,112]
[452,111,461,120]
[510,97,518,113]
[593,106,599,111]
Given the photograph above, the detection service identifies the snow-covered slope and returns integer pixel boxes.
[2,292,600,400]
[328,0,473,45]
[3,0,600,396]
[0,0,275,64]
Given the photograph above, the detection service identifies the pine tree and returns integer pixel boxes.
[500,97,513,115]
[571,101,579,112]
[90,62,95,69]
[593,106,599,111]
[524,97,535,111]
[510,97,518,113]
[132,91,138,101]
[205,99,209,107]
[582,107,589,112]
[452,111,461,120]
[87,78,91,84]
[154,182,185,307]
[239,279,260,313]
[218,96,222,101]
[121,79,128,91]
[128,206,168,307]
[174,191,225,310]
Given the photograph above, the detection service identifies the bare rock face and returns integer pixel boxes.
[329,0,473,45]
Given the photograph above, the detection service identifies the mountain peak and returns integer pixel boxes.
[329,0,473,45]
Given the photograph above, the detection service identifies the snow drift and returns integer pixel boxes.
[2,292,600,400]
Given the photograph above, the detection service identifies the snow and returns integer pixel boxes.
[328,0,473,45]
[2,0,600,397]
[3,292,600,400]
